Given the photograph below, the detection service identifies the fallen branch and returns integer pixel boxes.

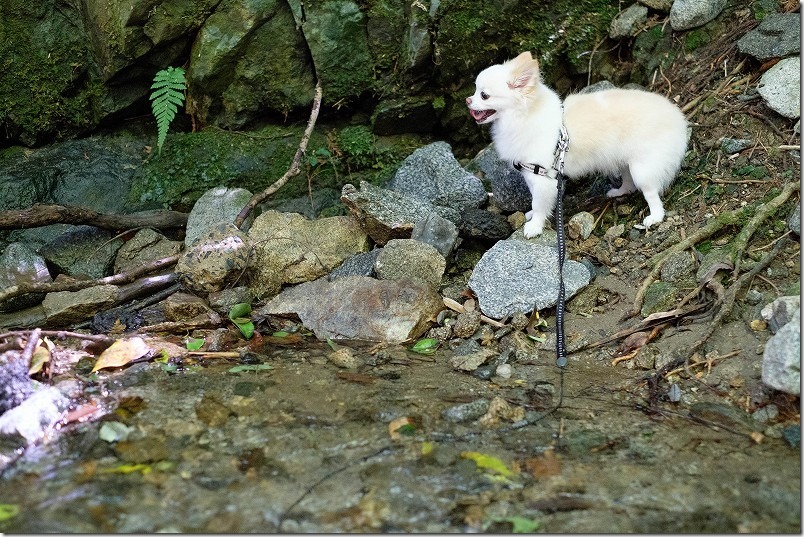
[0,329,115,346]
[0,204,188,231]
[0,254,180,304]
[234,81,323,229]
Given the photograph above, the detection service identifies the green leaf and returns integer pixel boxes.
[185,338,205,351]
[272,331,290,338]
[410,338,439,355]
[461,451,515,477]
[228,364,274,374]
[0,504,19,522]
[228,303,254,339]
[150,66,186,155]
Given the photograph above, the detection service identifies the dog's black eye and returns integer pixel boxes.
[480,91,489,100]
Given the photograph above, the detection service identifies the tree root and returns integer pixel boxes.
[625,179,800,320]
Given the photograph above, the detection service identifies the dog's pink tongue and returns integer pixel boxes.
[470,109,494,121]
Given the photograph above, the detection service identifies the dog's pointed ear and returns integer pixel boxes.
[508,53,540,90]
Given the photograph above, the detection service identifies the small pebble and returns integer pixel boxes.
[668,383,682,403]
[495,363,513,378]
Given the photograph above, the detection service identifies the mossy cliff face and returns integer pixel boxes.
[1,0,621,147]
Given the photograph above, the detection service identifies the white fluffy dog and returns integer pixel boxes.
[467,51,688,238]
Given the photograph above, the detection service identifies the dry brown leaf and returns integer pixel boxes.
[523,448,562,479]
[91,337,151,372]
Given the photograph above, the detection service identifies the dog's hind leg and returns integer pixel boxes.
[606,168,637,198]
[629,161,667,228]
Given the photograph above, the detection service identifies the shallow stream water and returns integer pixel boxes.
[0,334,799,533]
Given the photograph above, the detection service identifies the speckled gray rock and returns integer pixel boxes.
[412,212,460,258]
[720,138,753,154]
[0,243,51,312]
[374,239,446,290]
[637,0,672,11]
[757,57,801,119]
[176,223,253,296]
[468,240,591,319]
[762,308,800,395]
[610,3,648,38]
[340,181,460,245]
[388,141,487,210]
[580,80,617,94]
[669,0,727,30]
[452,310,482,339]
[466,145,531,213]
[185,186,253,247]
[442,399,490,422]
[660,250,696,282]
[737,13,801,62]
[258,275,443,343]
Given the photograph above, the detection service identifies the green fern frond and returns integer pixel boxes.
[150,66,186,155]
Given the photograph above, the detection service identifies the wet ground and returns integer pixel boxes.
[0,309,799,533]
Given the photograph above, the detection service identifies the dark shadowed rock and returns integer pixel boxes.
[329,249,382,280]
[412,212,460,258]
[114,229,184,274]
[468,240,591,319]
[258,275,443,343]
[467,145,531,213]
[0,243,51,312]
[459,208,512,240]
[39,226,123,279]
[41,285,120,326]
[737,13,801,62]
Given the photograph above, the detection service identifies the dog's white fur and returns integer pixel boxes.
[467,51,688,238]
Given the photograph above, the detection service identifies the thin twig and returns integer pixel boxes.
[234,82,323,229]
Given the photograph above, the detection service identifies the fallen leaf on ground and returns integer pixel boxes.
[91,337,151,372]
[460,451,516,478]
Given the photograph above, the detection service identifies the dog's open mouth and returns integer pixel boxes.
[470,108,496,123]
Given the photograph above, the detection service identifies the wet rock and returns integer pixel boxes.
[114,229,184,274]
[449,339,496,371]
[736,13,801,62]
[340,181,460,245]
[0,242,51,312]
[609,4,648,38]
[669,0,727,31]
[41,284,120,326]
[761,308,800,395]
[175,223,253,296]
[114,435,170,463]
[761,295,800,334]
[195,395,234,427]
[459,208,512,240]
[568,212,595,240]
[720,137,753,154]
[757,57,801,119]
[782,424,800,448]
[258,276,442,343]
[39,225,123,279]
[468,240,591,319]
[248,211,369,298]
[328,347,364,369]
[640,281,679,316]
[374,239,445,290]
[452,310,482,339]
[412,212,460,258]
[388,141,487,210]
[466,145,531,213]
[442,399,490,422]
[0,384,69,448]
[329,250,381,280]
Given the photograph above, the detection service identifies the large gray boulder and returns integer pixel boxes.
[757,57,801,119]
[737,13,801,62]
[669,0,727,31]
[258,275,443,343]
[762,308,801,395]
[468,240,591,319]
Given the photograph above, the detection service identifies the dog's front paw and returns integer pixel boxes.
[642,213,664,229]
[524,210,534,221]
[523,219,544,238]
